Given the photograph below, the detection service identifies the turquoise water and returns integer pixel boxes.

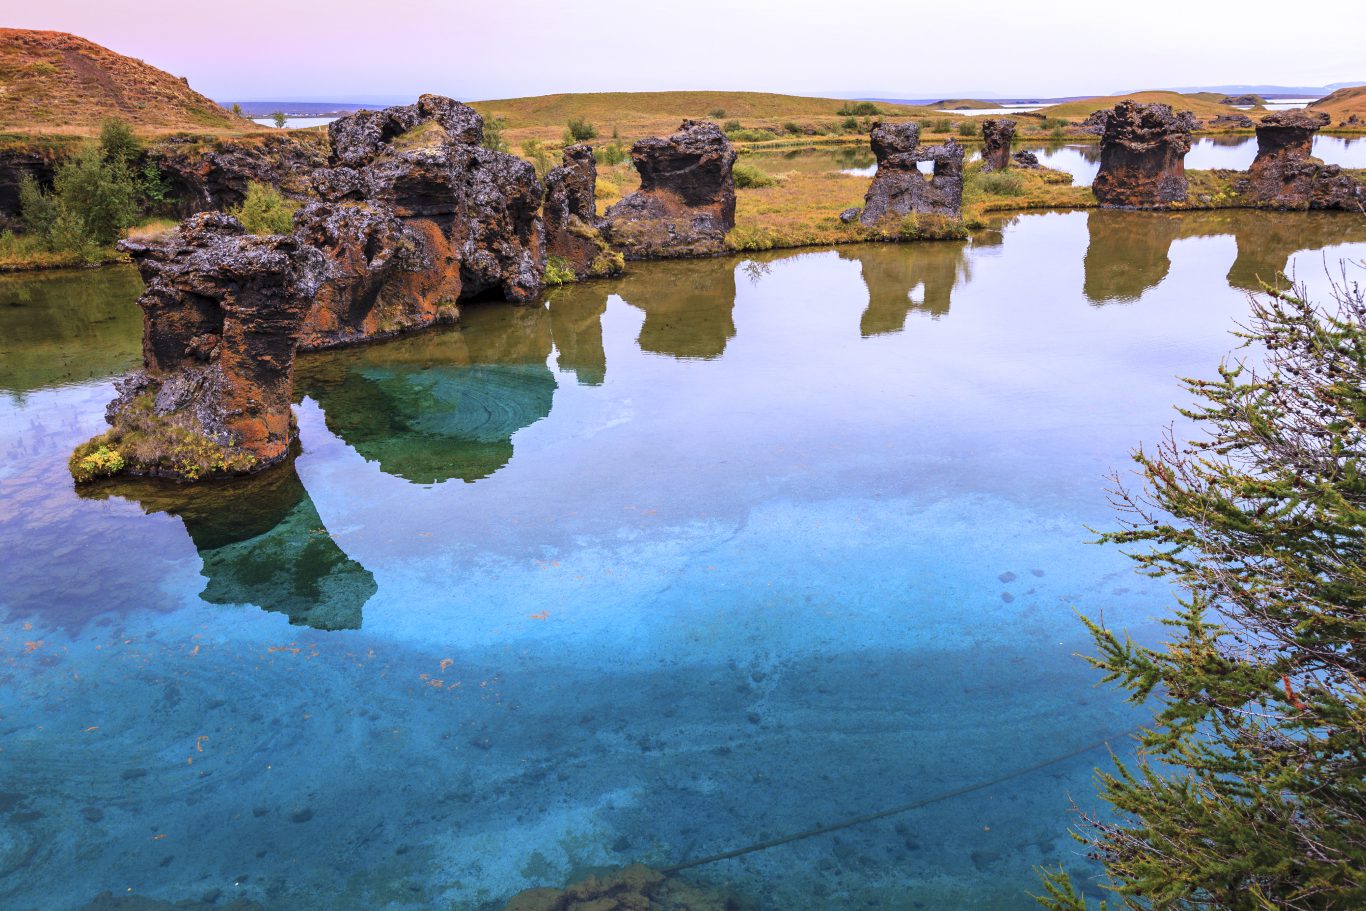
[2,210,1365,910]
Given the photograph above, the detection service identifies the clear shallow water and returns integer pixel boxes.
[2,210,1365,911]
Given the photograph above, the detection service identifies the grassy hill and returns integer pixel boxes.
[1037,90,1244,123]
[0,29,252,135]
[1310,85,1366,121]
[468,91,944,144]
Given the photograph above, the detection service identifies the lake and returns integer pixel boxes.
[789,134,1366,184]
[2,209,1365,911]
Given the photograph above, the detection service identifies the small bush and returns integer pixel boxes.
[841,116,860,132]
[956,120,980,138]
[483,116,509,152]
[18,173,57,238]
[229,182,298,235]
[70,444,125,483]
[708,108,727,118]
[979,171,1024,196]
[521,140,555,180]
[52,145,139,246]
[99,118,141,167]
[836,101,881,117]
[782,122,805,135]
[594,142,628,166]
[544,255,577,286]
[931,118,954,133]
[724,127,778,143]
[565,117,598,142]
[733,162,777,189]
[723,119,743,132]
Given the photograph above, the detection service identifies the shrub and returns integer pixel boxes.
[271,111,288,129]
[841,116,860,132]
[229,182,298,235]
[521,140,555,180]
[99,118,141,168]
[956,120,980,138]
[565,117,598,142]
[52,144,139,246]
[70,444,125,483]
[483,116,509,153]
[836,101,881,116]
[732,161,777,189]
[708,108,726,118]
[724,127,778,143]
[979,171,1024,196]
[230,102,245,118]
[931,118,954,133]
[543,255,577,286]
[594,142,628,166]
[18,173,57,238]
[782,122,805,135]
[723,119,743,132]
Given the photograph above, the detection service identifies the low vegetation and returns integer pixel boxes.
[732,161,778,189]
[229,182,298,235]
[1037,278,1366,910]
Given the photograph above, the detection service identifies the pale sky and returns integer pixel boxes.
[10,0,1364,102]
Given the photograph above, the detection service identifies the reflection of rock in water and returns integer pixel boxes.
[78,460,375,630]
[0,265,144,394]
[295,304,557,483]
[614,258,739,359]
[548,286,608,386]
[1084,210,1366,304]
[838,241,970,335]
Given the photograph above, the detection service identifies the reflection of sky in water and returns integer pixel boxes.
[1,211,1365,911]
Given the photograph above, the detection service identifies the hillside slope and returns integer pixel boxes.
[1037,90,1244,123]
[1310,85,1366,121]
[0,29,250,135]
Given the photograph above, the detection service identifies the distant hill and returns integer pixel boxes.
[1154,82,1360,97]
[0,29,250,135]
[1037,91,1245,122]
[1310,86,1366,122]
[466,91,944,143]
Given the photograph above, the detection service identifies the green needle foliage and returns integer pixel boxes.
[1038,274,1366,911]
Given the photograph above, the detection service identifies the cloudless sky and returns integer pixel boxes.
[9,0,1364,102]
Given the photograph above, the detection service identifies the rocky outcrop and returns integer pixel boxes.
[148,133,327,216]
[1092,101,1196,208]
[1210,113,1254,129]
[1012,150,1042,169]
[1239,110,1363,210]
[0,145,60,227]
[1219,94,1261,106]
[297,94,545,348]
[543,144,623,279]
[858,122,964,225]
[603,120,736,258]
[980,118,1016,172]
[501,864,741,911]
[71,212,324,481]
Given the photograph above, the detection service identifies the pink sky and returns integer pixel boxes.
[9,0,1364,102]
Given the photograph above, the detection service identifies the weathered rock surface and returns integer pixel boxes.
[1092,101,1196,208]
[980,118,1016,172]
[149,133,327,216]
[0,146,60,227]
[298,94,544,348]
[543,144,622,279]
[1219,94,1261,106]
[501,864,742,911]
[1210,113,1254,129]
[1011,150,1042,169]
[1239,110,1363,210]
[859,121,964,225]
[73,213,324,480]
[603,120,737,258]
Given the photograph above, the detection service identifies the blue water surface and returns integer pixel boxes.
[2,209,1364,910]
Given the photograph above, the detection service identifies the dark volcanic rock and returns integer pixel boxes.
[1011,150,1042,169]
[1210,113,1255,129]
[299,94,544,348]
[1079,110,1110,136]
[543,145,622,279]
[1240,110,1363,210]
[859,122,964,225]
[1219,94,1261,106]
[77,213,325,479]
[603,120,737,258]
[0,146,60,227]
[149,133,327,216]
[1092,101,1196,208]
[980,118,1017,172]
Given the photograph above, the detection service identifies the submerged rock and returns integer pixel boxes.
[1239,110,1363,210]
[980,118,1016,172]
[72,213,324,481]
[1092,101,1196,208]
[603,120,737,258]
[502,864,741,911]
[543,144,623,279]
[859,121,964,225]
